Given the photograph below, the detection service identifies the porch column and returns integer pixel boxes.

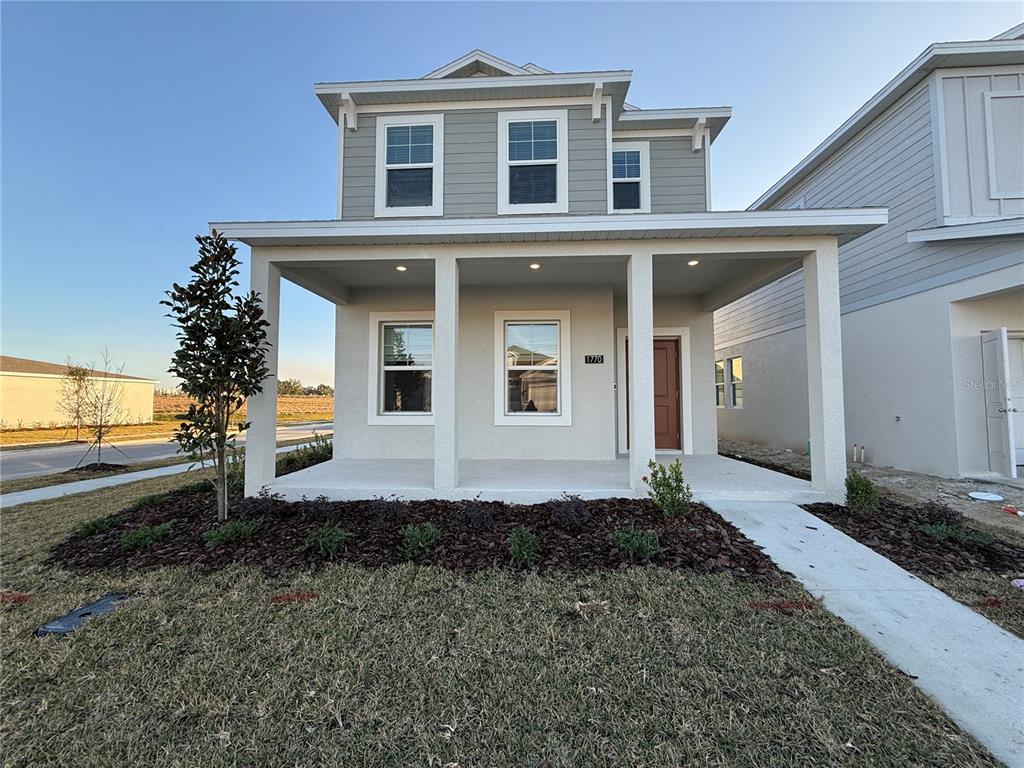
[245,253,281,497]
[433,254,459,489]
[628,251,656,490]
[803,239,847,501]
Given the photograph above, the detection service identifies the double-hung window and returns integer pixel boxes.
[715,357,743,408]
[609,141,650,213]
[497,110,568,214]
[367,313,434,425]
[374,114,444,217]
[714,361,726,407]
[494,311,571,425]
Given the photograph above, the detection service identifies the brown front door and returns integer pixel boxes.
[653,339,681,450]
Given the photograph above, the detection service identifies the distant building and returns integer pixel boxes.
[0,356,157,429]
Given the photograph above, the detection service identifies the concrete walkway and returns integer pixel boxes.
[0,444,310,508]
[710,500,1024,767]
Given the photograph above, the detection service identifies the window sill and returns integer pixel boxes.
[496,201,568,216]
[494,414,572,427]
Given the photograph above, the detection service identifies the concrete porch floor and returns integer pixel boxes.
[268,453,824,504]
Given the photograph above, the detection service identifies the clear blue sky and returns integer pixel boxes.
[2,1,1019,388]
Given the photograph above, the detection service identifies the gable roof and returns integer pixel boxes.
[423,50,531,79]
[0,356,157,382]
[751,31,1024,210]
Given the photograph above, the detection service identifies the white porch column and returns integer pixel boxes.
[433,254,459,490]
[244,253,281,497]
[628,251,656,490]
[803,239,847,501]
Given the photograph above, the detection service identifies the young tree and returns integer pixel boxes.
[82,350,126,465]
[277,378,304,396]
[56,359,91,442]
[163,231,270,521]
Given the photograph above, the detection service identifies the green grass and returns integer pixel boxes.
[0,473,1000,767]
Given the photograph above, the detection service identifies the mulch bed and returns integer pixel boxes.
[47,489,779,578]
[805,499,1024,577]
[719,452,811,481]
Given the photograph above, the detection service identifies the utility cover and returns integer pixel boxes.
[968,491,1004,502]
[34,593,130,637]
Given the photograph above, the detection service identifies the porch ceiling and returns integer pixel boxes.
[281,253,801,300]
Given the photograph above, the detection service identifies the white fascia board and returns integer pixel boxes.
[211,208,888,242]
[750,38,1024,210]
[906,217,1024,242]
[315,70,633,99]
[422,50,530,79]
[617,107,732,121]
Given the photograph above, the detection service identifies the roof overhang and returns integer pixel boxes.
[613,107,732,144]
[315,70,633,122]
[751,38,1024,209]
[906,217,1024,243]
[211,209,887,248]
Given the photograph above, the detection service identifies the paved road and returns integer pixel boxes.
[0,422,333,481]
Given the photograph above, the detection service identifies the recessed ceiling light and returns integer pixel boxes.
[529,263,541,270]
[395,265,407,272]
[687,260,700,266]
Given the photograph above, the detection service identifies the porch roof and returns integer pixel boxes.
[212,208,887,248]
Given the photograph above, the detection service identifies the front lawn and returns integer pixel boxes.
[0,475,1000,767]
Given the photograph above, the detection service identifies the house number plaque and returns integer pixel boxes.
[584,355,605,364]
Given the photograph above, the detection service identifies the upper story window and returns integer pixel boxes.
[374,114,444,218]
[609,141,650,213]
[497,109,568,215]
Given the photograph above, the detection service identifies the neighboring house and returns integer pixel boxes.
[215,49,887,501]
[0,356,157,429]
[715,25,1024,481]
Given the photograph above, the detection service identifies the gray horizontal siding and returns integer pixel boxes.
[444,110,498,216]
[649,137,706,213]
[341,114,376,221]
[717,82,961,347]
[567,106,607,213]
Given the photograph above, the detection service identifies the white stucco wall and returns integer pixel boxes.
[716,262,1024,478]
[333,285,719,461]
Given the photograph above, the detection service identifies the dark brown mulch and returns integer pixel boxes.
[47,490,779,578]
[719,452,811,481]
[64,462,128,474]
[805,499,1024,577]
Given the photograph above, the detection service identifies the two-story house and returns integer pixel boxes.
[715,25,1024,481]
[214,50,886,502]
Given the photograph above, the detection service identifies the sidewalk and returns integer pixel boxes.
[710,499,1024,767]
[0,444,309,508]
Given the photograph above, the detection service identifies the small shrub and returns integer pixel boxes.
[233,487,284,517]
[77,516,116,537]
[919,501,963,527]
[202,518,260,549]
[127,492,169,512]
[400,522,440,560]
[644,460,693,517]
[845,470,879,515]
[508,526,540,567]
[456,496,495,530]
[919,522,994,546]
[370,495,407,528]
[225,448,245,496]
[120,522,172,551]
[299,494,334,520]
[551,493,591,530]
[304,525,351,559]
[278,433,332,476]
[615,525,660,562]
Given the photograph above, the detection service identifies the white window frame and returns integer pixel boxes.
[727,356,743,409]
[493,310,571,426]
[374,114,444,218]
[714,359,727,409]
[496,109,569,215]
[984,90,1024,200]
[607,140,651,214]
[367,311,435,425]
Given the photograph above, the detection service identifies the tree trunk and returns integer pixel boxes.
[216,443,228,522]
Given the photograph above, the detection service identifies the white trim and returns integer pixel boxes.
[751,39,1024,209]
[907,217,1024,242]
[423,50,530,79]
[213,208,888,245]
[983,90,1024,199]
[355,96,595,115]
[316,70,632,99]
[704,142,711,211]
[615,327,693,455]
[617,107,732,122]
[374,113,444,218]
[367,311,435,426]
[608,140,651,214]
[612,128,699,139]
[928,70,949,224]
[336,106,345,219]
[494,310,571,426]
[496,109,569,215]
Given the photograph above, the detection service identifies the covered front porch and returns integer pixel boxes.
[214,209,886,504]
[268,453,821,504]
